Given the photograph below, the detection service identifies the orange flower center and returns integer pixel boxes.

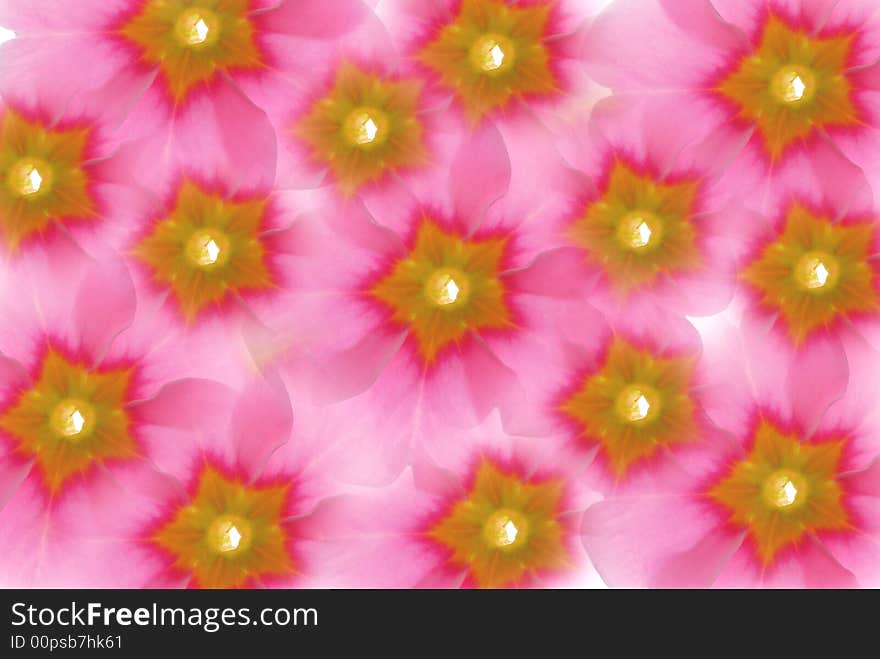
[0,110,96,249]
[430,460,568,588]
[0,349,135,493]
[134,181,273,321]
[7,157,53,198]
[152,466,293,588]
[370,220,513,363]
[710,420,850,565]
[742,205,878,344]
[418,0,557,119]
[569,161,701,291]
[716,15,858,159]
[296,63,426,194]
[469,33,516,74]
[562,339,697,476]
[120,0,263,102]
[174,7,220,48]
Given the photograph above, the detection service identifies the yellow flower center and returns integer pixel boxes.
[771,65,817,105]
[469,34,516,74]
[207,514,253,555]
[615,384,661,424]
[49,398,95,440]
[424,267,471,308]
[343,107,390,148]
[762,469,808,510]
[483,509,529,549]
[174,7,220,48]
[186,228,231,268]
[7,157,53,198]
[795,251,839,292]
[617,211,663,252]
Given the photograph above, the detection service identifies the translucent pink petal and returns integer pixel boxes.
[581,494,741,587]
[449,120,511,233]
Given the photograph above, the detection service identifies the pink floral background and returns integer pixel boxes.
[0,0,879,588]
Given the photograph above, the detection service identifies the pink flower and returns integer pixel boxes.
[0,89,156,256]
[582,318,880,587]
[88,372,349,588]
[0,1,379,198]
[371,0,609,226]
[584,0,880,203]
[0,238,257,585]
[294,413,602,588]
[256,123,609,485]
[376,0,602,123]
[731,142,880,411]
[500,94,754,318]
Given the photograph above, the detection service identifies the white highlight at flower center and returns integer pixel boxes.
[617,385,658,424]
[203,238,221,265]
[69,409,86,435]
[484,510,527,548]
[764,470,806,509]
[471,35,513,74]
[788,75,806,102]
[187,230,229,268]
[219,523,243,552]
[25,167,43,195]
[52,400,91,439]
[782,479,798,506]
[426,268,469,307]
[357,115,379,144]
[442,278,461,304]
[774,67,815,105]
[176,9,217,47]
[486,43,505,71]
[193,17,210,44]
[634,394,651,420]
[634,220,652,248]
[500,519,519,546]
[812,261,830,288]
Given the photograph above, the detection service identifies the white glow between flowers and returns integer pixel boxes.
[0,26,15,45]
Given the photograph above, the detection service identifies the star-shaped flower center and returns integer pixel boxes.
[429,460,569,588]
[0,109,97,249]
[418,0,558,119]
[716,14,859,159]
[134,181,274,321]
[0,348,135,493]
[561,338,698,476]
[568,161,702,292]
[120,0,263,102]
[710,419,850,565]
[152,465,293,588]
[370,219,514,363]
[742,204,879,344]
[296,63,426,194]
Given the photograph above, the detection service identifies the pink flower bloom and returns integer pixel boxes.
[294,413,602,588]
[78,372,350,588]
[731,142,880,398]
[500,94,754,318]
[0,238,256,585]
[372,0,610,225]
[584,0,880,203]
[376,0,603,123]
[0,89,156,256]
[0,0,378,198]
[256,124,609,485]
[501,299,734,493]
[582,318,880,587]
